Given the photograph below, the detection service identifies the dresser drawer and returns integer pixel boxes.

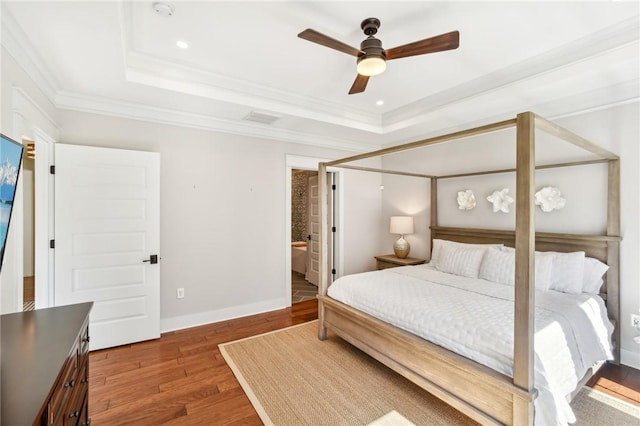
[48,341,79,425]
[377,259,399,270]
[62,357,88,425]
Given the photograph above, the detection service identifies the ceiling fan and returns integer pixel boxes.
[298,18,459,95]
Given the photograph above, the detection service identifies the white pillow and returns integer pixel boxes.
[430,239,502,265]
[435,243,486,278]
[582,257,609,294]
[479,246,514,285]
[549,251,586,294]
[478,246,553,290]
[534,252,554,291]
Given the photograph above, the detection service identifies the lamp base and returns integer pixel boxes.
[393,236,410,259]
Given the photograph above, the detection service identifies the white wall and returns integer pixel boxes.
[1,46,58,313]
[381,103,640,368]
[379,174,430,261]
[55,110,382,330]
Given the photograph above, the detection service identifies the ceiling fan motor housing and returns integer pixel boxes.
[359,37,385,60]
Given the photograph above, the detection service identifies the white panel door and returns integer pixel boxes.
[54,144,160,350]
[305,174,319,286]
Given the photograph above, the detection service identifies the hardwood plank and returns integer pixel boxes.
[91,381,160,410]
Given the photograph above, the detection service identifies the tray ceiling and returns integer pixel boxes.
[2,1,638,151]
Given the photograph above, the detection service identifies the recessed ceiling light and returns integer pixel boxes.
[176,40,189,49]
[376,100,384,106]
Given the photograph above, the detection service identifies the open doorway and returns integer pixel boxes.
[285,155,342,307]
[22,139,35,311]
[291,169,317,303]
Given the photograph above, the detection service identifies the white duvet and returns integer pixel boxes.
[327,265,614,426]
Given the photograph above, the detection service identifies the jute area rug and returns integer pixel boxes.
[219,321,640,426]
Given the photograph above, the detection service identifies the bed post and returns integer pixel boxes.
[513,111,536,424]
[607,159,621,363]
[430,178,438,260]
[318,162,328,340]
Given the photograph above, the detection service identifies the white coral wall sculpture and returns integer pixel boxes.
[486,188,514,213]
[535,186,566,212]
[457,190,476,210]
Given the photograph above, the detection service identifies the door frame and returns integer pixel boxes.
[33,128,55,309]
[285,155,343,306]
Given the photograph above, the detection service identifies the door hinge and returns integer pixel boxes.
[331,268,336,275]
[332,226,336,232]
[332,184,336,190]
[49,239,55,249]
[50,165,55,174]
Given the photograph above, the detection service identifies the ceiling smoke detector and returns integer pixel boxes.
[152,2,175,17]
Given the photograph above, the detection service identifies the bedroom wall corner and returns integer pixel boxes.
[55,109,378,332]
[341,159,385,275]
[557,102,640,369]
[379,174,430,261]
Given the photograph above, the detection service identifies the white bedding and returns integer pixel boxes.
[327,265,614,426]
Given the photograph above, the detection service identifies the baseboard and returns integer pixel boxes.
[160,297,288,333]
[620,348,640,369]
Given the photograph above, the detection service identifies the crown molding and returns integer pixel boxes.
[12,84,59,135]
[124,63,383,134]
[117,2,382,134]
[382,15,640,132]
[55,90,378,153]
[383,80,640,148]
[0,4,59,102]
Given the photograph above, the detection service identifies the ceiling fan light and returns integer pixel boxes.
[357,56,386,76]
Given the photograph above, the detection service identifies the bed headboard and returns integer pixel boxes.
[430,225,621,361]
[430,226,615,263]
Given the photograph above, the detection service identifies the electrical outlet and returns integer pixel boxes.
[176,288,185,299]
[631,314,640,328]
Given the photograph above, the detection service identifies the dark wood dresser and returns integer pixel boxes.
[1,302,93,425]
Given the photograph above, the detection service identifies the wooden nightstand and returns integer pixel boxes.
[375,254,427,270]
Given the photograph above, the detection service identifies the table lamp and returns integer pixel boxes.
[390,216,414,259]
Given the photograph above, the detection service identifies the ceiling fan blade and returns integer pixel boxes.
[384,30,459,60]
[348,74,369,95]
[298,29,362,57]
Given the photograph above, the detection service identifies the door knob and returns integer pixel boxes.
[143,254,158,264]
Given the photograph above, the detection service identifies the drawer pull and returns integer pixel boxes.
[69,411,79,418]
[64,379,75,388]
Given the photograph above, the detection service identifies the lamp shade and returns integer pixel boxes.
[390,216,414,235]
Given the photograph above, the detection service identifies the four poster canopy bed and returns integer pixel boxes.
[316,112,620,426]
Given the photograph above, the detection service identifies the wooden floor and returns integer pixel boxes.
[89,300,318,425]
[587,362,640,405]
[89,299,639,425]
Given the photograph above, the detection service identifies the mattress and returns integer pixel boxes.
[327,264,614,426]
